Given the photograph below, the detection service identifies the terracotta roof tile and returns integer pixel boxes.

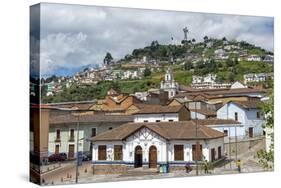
[50,114,134,124]
[193,119,241,126]
[134,105,185,114]
[176,88,267,100]
[91,121,224,141]
[231,100,263,109]
[189,108,217,116]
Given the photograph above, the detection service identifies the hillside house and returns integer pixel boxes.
[244,73,273,84]
[247,55,261,62]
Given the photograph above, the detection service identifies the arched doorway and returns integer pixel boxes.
[149,145,157,168]
[134,146,143,168]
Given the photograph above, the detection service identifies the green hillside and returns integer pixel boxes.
[42,38,273,103]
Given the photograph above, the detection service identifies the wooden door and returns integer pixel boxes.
[149,146,157,168]
[134,146,143,168]
[218,146,222,159]
[55,145,59,154]
[211,148,215,162]
[192,144,203,161]
[249,127,254,138]
[98,145,106,160]
[174,145,184,161]
[68,144,75,159]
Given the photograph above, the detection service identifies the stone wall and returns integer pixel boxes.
[92,164,132,175]
[169,165,186,171]
[224,137,265,157]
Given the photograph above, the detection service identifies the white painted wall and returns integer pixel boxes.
[190,111,206,119]
[48,122,126,155]
[134,113,179,122]
[92,127,224,163]
[217,103,264,137]
[48,128,84,157]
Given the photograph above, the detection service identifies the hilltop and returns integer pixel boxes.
[41,37,273,103]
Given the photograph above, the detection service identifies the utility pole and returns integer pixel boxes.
[235,127,238,162]
[75,114,80,183]
[229,127,231,169]
[195,100,199,176]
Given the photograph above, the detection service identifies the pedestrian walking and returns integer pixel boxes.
[237,159,241,173]
[204,160,209,174]
[185,162,192,173]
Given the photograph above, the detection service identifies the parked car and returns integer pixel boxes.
[48,153,67,162]
[82,151,92,161]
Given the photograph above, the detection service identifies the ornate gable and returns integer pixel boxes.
[127,127,165,142]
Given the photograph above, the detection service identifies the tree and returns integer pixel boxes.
[45,75,58,83]
[192,38,196,43]
[257,92,274,170]
[150,40,159,49]
[143,67,151,77]
[181,40,188,45]
[203,36,209,43]
[222,37,227,41]
[103,52,113,65]
[228,72,235,82]
[184,61,193,70]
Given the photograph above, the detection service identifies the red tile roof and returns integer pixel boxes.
[50,114,134,124]
[193,119,241,126]
[91,121,224,141]
[231,100,263,109]
[134,105,186,114]
[189,108,217,116]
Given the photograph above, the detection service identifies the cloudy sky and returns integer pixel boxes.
[33,3,274,77]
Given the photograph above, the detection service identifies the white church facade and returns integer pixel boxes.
[160,67,179,99]
[90,121,224,174]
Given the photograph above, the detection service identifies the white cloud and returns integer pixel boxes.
[37,3,274,76]
[40,32,89,75]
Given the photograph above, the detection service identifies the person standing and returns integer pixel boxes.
[204,160,209,174]
[185,162,192,173]
[237,159,241,173]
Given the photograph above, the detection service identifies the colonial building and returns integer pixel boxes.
[90,88,141,113]
[217,100,265,138]
[90,121,225,174]
[48,113,134,158]
[160,67,179,99]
